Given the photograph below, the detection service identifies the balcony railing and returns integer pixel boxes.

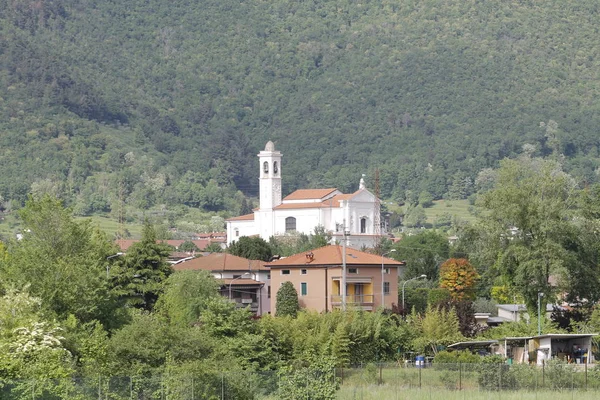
[330,294,374,305]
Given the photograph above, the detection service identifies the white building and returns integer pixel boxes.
[226,141,383,248]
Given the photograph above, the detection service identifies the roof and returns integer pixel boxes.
[173,253,268,272]
[274,193,357,210]
[283,188,338,201]
[533,334,598,340]
[226,213,255,222]
[219,278,264,286]
[116,239,215,251]
[448,340,498,350]
[497,304,557,312]
[266,245,405,268]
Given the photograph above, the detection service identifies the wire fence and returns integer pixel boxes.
[3,362,600,399]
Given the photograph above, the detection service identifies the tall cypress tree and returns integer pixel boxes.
[113,221,172,311]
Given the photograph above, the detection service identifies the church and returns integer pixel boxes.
[226,141,383,248]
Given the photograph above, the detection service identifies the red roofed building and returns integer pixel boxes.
[173,253,271,315]
[266,245,404,314]
[226,141,384,248]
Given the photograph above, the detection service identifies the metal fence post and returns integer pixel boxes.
[585,362,588,391]
[379,363,382,385]
[130,376,133,400]
[498,362,502,391]
[221,372,224,400]
[418,364,421,389]
[542,360,545,388]
[459,362,462,391]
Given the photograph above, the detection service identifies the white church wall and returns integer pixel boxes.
[273,208,323,236]
[227,220,257,245]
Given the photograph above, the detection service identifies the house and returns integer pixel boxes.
[173,253,271,315]
[265,245,405,314]
[496,304,558,323]
[226,141,384,249]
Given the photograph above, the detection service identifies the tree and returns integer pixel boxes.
[403,204,427,228]
[478,157,581,311]
[439,258,479,300]
[204,242,223,253]
[393,231,449,280]
[112,221,173,311]
[157,270,220,326]
[276,282,300,318]
[179,240,200,253]
[3,195,121,327]
[412,305,463,355]
[228,236,273,261]
[418,191,434,208]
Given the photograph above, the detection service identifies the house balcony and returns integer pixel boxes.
[331,294,374,310]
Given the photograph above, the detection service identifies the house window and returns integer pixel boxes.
[360,217,367,233]
[301,282,307,296]
[384,282,390,295]
[348,268,358,274]
[268,286,271,298]
[263,161,269,174]
[235,229,239,237]
[285,217,296,232]
[233,275,241,279]
[301,269,307,275]
[267,274,271,279]
[384,268,390,274]
[281,270,290,275]
[273,161,278,174]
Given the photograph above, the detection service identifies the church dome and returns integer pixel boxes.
[265,141,275,151]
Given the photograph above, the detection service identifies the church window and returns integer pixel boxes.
[263,161,269,174]
[273,161,278,174]
[360,217,367,233]
[285,217,296,232]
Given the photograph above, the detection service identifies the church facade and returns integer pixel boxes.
[226,141,383,248]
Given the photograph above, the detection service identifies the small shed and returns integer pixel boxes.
[531,333,597,365]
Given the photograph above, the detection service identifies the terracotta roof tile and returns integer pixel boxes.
[226,213,255,221]
[265,245,405,268]
[173,253,268,271]
[283,188,338,201]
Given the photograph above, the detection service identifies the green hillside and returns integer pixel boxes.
[1,0,599,222]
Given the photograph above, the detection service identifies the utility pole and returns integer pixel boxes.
[342,219,348,311]
[373,169,381,248]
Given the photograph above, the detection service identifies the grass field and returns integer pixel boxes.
[423,199,478,224]
[75,215,144,239]
[337,386,597,399]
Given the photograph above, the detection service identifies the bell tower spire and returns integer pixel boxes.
[258,141,282,210]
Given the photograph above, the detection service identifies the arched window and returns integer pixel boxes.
[263,161,269,174]
[273,161,278,174]
[285,217,297,232]
[360,217,367,234]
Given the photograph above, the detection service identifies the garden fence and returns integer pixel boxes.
[3,362,600,399]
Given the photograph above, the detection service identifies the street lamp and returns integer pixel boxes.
[537,292,544,336]
[402,274,427,313]
[381,249,396,308]
[106,252,124,278]
[229,272,251,300]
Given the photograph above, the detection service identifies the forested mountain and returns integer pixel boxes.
[1,0,600,217]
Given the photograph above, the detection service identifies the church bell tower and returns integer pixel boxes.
[258,141,282,210]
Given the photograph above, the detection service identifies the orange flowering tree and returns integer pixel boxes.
[439,258,479,300]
